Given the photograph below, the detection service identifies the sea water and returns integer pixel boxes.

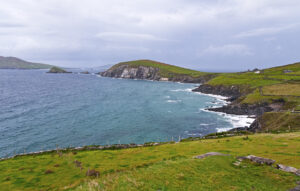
[0,69,254,158]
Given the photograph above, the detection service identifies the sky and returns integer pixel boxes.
[0,0,300,71]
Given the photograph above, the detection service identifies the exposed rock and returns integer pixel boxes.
[233,161,241,166]
[290,182,300,191]
[208,103,274,116]
[290,185,300,191]
[237,155,275,165]
[100,64,213,83]
[248,118,263,132]
[277,164,299,174]
[80,71,90,74]
[192,84,285,131]
[194,152,230,159]
[101,65,161,80]
[192,84,241,98]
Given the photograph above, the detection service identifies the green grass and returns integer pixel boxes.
[207,62,300,88]
[262,83,300,96]
[204,62,300,112]
[257,112,300,132]
[111,60,210,78]
[75,156,297,191]
[1,133,300,190]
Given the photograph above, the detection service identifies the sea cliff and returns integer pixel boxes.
[100,59,215,83]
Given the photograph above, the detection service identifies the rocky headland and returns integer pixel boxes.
[100,60,215,83]
[100,60,300,133]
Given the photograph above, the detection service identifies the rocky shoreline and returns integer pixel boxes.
[192,84,282,132]
[100,63,272,132]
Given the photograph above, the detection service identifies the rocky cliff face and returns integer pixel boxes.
[207,103,275,116]
[193,84,284,131]
[192,84,241,99]
[101,65,161,80]
[100,65,212,83]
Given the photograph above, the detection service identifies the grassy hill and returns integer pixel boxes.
[202,62,300,132]
[107,59,212,79]
[0,132,299,190]
[0,56,54,69]
[206,62,300,108]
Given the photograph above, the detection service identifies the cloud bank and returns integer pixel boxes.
[0,0,300,71]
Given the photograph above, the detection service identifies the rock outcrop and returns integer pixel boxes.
[208,103,274,116]
[237,155,275,165]
[100,64,213,83]
[277,164,300,175]
[192,84,241,99]
[101,65,161,80]
[192,84,285,131]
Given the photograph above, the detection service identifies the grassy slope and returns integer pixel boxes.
[1,133,300,190]
[0,57,54,69]
[206,62,300,131]
[111,60,210,78]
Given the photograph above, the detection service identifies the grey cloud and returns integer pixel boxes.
[0,0,300,71]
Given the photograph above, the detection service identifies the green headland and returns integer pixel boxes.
[0,56,54,69]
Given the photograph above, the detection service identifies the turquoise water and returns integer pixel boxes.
[0,69,235,158]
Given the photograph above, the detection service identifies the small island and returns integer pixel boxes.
[47,66,70,73]
[80,71,90,74]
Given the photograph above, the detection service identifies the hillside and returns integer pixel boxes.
[100,59,216,83]
[0,132,299,190]
[0,56,54,69]
[193,62,300,132]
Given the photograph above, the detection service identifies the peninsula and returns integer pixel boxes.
[0,56,54,69]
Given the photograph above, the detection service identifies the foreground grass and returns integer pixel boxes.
[74,156,297,191]
[1,133,300,190]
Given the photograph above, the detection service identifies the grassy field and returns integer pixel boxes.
[112,60,210,78]
[262,83,300,96]
[1,133,300,190]
[206,63,300,112]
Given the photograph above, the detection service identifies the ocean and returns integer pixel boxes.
[0,69,254,158]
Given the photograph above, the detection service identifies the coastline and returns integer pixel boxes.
[0,76,255,160]
[193,90,256,132]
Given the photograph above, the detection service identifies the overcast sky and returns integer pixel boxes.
[1,0,300,71]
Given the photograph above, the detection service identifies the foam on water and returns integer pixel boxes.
[0,70,254,158]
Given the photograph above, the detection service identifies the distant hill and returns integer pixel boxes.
[0,56,54,69]
[100,59,215,83]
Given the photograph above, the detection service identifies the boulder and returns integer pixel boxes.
[237,155,275,165]
[277,164,298,174]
